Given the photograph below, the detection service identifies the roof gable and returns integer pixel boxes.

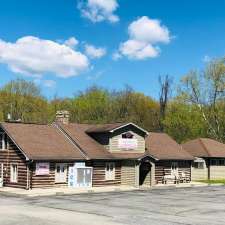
[57,123,112,160]
[1,122,85,161]
[86,122,148,136]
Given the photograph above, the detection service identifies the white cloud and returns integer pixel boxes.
[117,16,171,60]
[64,37,79,48]
[43,79,56,88]
[112,52,122,61]
[78,0,119,23]
[34,79,56,88]
[128,16,170,44]
[87,70,104,80]
[85,44,106,59]
[202,55,211,63]
[0,36,89,78]
[119,40,159,60]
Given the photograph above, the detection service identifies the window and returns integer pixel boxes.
[194,162,204,169]
[211,159,218,166]
[171,162,178,176]
[219,159,225,166]
[0,133,8,150]
[211,159,225,166]
[36,162,50,175]
[122,132,134,139]
[105,162,115,180]
[10,164,18,183]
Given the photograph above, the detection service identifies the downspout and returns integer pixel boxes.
[26,160,33,190]
[207,158,211,180]
[26,162,30,190]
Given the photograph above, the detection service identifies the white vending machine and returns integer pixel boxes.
[68,163,93,188]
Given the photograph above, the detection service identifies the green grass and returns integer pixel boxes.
[196,179,225,184]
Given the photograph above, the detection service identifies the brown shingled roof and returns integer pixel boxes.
[58,123,113,160]
[85,123,128,133]
[146,132,193,160]
[1,122,85,161]
[182,138,225,158]
[1,122,194,162]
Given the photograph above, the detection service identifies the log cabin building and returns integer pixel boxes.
[0,111,193,189]
[182,138,225,180]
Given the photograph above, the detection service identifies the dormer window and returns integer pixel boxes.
[0,133,8,150]
[122,132,134,139]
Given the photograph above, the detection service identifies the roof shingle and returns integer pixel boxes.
[1,122,85,160]
[182,138,225,158]
[146,132,193,160]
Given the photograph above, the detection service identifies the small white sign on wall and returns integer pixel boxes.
[36,162,50,175]
[118,139,138,149]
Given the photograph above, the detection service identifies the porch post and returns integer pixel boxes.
[150,162,155,186]
[135,161,140,187]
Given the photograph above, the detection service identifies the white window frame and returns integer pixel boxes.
[10,164,18,183]
[105,162,115,181]
[0,132,8,150]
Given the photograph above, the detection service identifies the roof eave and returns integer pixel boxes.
[0,123,30,161]
[110,122,149,135]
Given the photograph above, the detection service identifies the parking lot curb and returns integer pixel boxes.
[0,183,225,197]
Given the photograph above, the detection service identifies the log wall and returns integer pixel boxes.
[87,161,121,187]
[30,162,74,188]
[0,136,28,189]
[155,160,191,184]
[121,160,136,186]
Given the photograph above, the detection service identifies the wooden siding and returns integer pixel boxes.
[155,161,191,184]
[191,159,208,180]
[109,126,146,153]
[209,166,225,179]
[88,161,121,187]
[0,136,28,189]
[30,162,74,188]
[121,160,136,186]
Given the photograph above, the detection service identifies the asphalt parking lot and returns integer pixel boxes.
[1,186,225,225]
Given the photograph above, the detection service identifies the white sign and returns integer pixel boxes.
[68,166,75,187]
[118,139,138,149]
[36,162,50,175]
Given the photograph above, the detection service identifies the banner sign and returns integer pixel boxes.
[118,139,138,149]
[36,162,50,175]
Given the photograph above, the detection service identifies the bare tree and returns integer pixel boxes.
[181,59,225,141]
[159,75,173,131]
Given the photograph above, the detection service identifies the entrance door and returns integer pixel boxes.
[139,162,151,186]
[55,164,67,183]
[171,162,178,177]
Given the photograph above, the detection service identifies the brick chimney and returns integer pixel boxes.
[55,110,70,124]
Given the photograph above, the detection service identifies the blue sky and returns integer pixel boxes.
[0,0,225,99]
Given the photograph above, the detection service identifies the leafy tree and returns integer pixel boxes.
[181,59,225,141]
[0,79,49,123]
[164,98,206,143]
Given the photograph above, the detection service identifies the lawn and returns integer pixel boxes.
[196,179,225,184]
